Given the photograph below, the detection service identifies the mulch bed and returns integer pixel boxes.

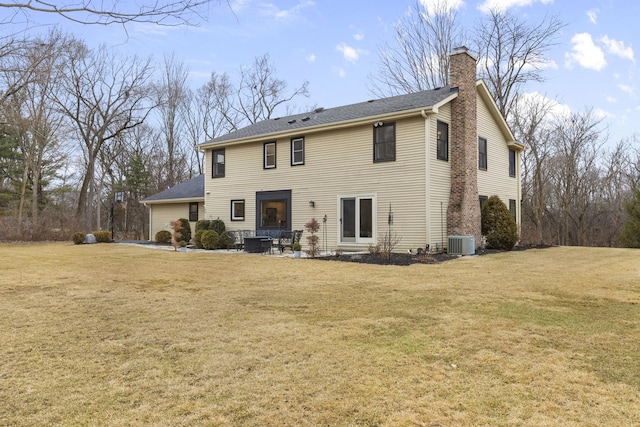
[317,244,552,266]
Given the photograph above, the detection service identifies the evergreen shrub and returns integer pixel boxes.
[72,232,85,245]
[200,230,219,250]
[155,230,172,243]
[481,195,518,250]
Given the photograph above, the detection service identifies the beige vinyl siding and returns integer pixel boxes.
[205,116,429,251]
[476,94,520,224]
[148,202,203,241]
[427,104,452,250]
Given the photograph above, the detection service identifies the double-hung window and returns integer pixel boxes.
[373,122,395,162]
[264,142,276,169]
[189,202,198,222]
[212,148,225,178]
[291,137,304,166]
[478,137,487,170]
[509,148,516,177]
[437,121,449,161]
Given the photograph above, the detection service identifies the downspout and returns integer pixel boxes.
[422,108,437,251]
[143,202,151,241]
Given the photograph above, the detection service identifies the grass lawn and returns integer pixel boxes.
[0,243,639,426]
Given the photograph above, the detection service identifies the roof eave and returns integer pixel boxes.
[142,197,204,205]
[476,80,524,151]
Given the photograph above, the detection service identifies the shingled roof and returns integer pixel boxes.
[201,86,457,146]
[142,174,204,203]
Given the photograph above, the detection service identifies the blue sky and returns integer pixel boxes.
[9,0,639,145]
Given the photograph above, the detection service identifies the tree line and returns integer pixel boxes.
[1,0,639,247]
[0,28,309,240]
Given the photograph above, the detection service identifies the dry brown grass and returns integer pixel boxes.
[0,243,638,426]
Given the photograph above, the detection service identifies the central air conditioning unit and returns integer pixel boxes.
[448,235,475,255]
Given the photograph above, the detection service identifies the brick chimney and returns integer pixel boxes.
[447,46,481,247]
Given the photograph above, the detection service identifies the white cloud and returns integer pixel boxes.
[594,108,615,120]
[260,0,315,21]
[565,33,606,71]
[618,84,634,95]
[333,67,346,78]
[478,0,553,13]
[353,32,364,41]
[600,36,634,62]
[336,42,360,63]
[587,9,598,24]
[420,0,464,17]
[606,96,617,104]
[306,53,316,63]
[519,92,571,120]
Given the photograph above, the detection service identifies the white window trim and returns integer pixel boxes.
[336,193,377,245]
[291,137,304,166]
[231,199,245,221]
[264,142,276,169]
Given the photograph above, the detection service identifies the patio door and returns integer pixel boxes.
[340,195,375,244]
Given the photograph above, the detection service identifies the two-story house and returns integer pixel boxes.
[152,47,524,253]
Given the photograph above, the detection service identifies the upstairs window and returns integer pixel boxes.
[373,122,396,162]
[264,142,276,169]
[479,137,487,170]
[509,148,516,177]
[212,148,225,178]
[437,121,449,161]
[291,137,304,166]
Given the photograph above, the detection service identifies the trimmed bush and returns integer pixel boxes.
[92,230,111,243]
[195,220,210,233]
[217,230,230,249]
[72,231,85,245]
[209,219,226,235]
[194,229,205,249]
[481,195,518,250]
[178,218,191,243]
[200,230,219,250]
[155,230,172,243]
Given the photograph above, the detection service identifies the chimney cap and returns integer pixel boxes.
[451,46,477,61]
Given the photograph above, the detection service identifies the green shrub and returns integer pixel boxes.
[92,230,111,243]
[209,219,226,235]
[195,220,211,233]
[481,195,518,250]
[72,231,85,245]
[178,218,191,243]
[200,230,219,250]
[619,189,640,248]
[155,230,172,243]
[217,230,230,249]
[194,229,205,249]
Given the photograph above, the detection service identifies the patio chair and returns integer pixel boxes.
[278,230,303,253]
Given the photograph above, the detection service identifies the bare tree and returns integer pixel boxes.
[369,0,465,97]
[547,108,605,246]
[474,9,565,120]
[53,40,156,230]
[199,53,309,135]
[512,93,557,244]
[0,29,69,238]
[0,1,228,26]
[156,54,190,188]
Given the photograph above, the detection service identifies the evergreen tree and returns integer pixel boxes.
[619,189,640,248]
[481,195,519,250]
